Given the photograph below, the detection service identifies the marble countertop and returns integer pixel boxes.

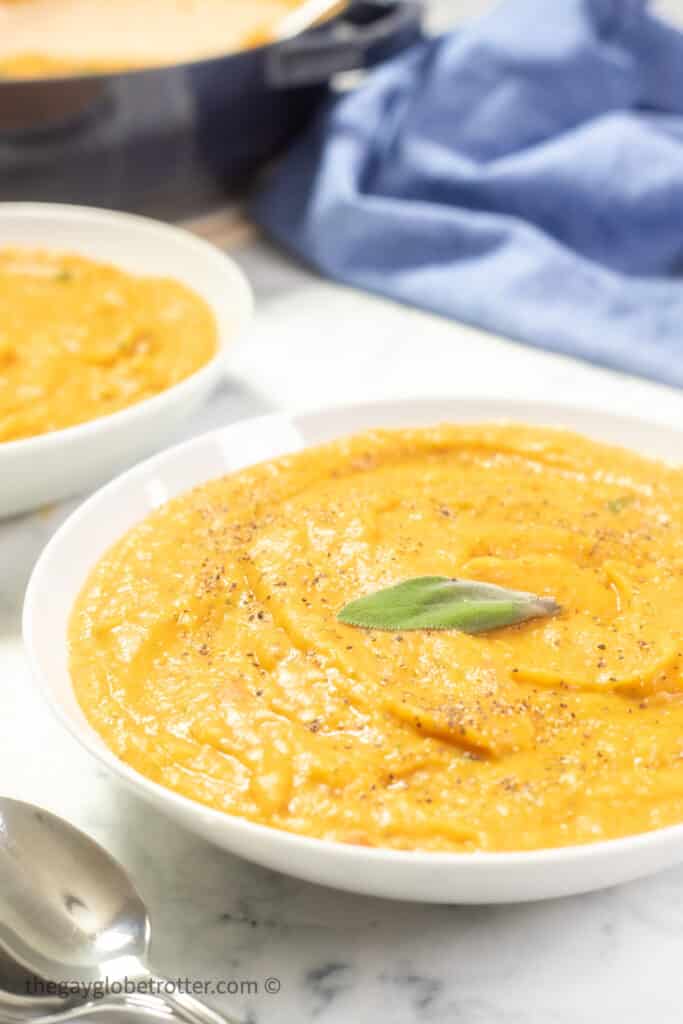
[2,233,683,1024]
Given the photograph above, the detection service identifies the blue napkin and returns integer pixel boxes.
[253,0,683,387]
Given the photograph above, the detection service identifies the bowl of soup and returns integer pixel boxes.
[23,398,683,902]
[0,202,252,517]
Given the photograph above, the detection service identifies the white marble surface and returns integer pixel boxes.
[2,233,683,1023]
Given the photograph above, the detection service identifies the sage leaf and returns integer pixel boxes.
[337,576,561,634]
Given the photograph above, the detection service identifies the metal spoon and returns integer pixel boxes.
[0,799,240,1024]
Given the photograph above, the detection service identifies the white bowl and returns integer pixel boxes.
[0,202,253,518]
[23,398,683,903]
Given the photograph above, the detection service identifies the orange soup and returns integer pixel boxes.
[0,0,300,78]
[69,425,683,851]
[0,247,217,442]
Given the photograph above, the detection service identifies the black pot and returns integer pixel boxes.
[0,1,422,219]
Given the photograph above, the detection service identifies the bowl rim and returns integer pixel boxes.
[0,202,254,456]
[22,395,683,870]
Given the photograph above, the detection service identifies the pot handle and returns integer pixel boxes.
[266,0,423,88]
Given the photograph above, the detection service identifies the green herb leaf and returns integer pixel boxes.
[337,576,561,634]
[607,495,634,514]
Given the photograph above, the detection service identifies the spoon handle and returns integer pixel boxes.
[149,978,240,1024]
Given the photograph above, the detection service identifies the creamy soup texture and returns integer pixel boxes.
[0,247,217,442]
[69,425,683,852]
[0,0,297,77]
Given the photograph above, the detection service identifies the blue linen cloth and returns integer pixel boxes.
[253,0,683,387]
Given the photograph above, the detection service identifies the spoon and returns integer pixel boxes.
[0,799,240,1024]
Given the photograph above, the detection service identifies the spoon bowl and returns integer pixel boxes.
[0,799,148,985]
[0,800,237,1024]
